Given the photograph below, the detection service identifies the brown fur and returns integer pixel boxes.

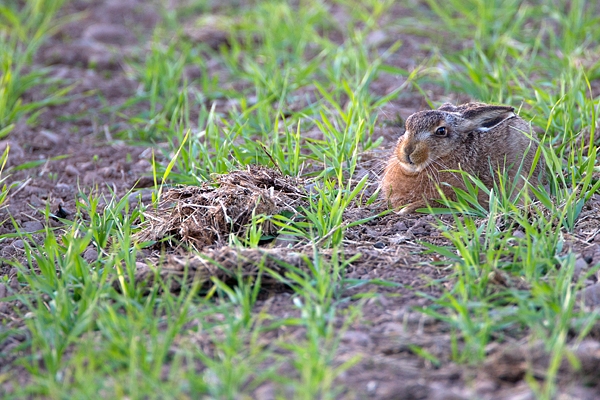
[380,102,545,213]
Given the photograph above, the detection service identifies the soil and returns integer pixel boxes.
[1,1,600,399]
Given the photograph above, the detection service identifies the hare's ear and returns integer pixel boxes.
[461,105,515,131]
[438,102,457,112]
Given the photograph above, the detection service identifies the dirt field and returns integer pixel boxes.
[2,0,600,399]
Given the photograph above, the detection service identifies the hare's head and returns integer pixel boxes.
[394,103,517,174]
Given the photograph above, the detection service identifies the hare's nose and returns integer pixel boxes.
[404,144,415,164]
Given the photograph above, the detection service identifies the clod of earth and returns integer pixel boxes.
[128,246,324,293]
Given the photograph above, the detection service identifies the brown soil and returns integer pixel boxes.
[1,1,600,399]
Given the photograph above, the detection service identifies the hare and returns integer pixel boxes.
[380,102,544,213]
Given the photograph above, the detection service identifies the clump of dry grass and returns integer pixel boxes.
[137,165,308,249]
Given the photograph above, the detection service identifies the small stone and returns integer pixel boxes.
[135,262,148,270]
[582,283,600,307]
[55,183,73,192]
[12,240,25,249]
[586,278,596,286]
[98,166,117,178]
[82,248,98,263]
[341,330,372,348]
[183,23,231,49]
[394,221,408,231]
[82,24,136,45]
[28,194,42,207]
[128,189,154,205]
[79,162,95,171]
[0,140,25,164]
[83,172,99,185]
[253,383,274,400]
[304,182,319,195]
[574,257,590,280]
[39,130,61,145]
[365,30,388,47]
[366,381,378,394]
[411,227,428,235]
[390,234,409,244]
[377,295,390,307]
[21,221,44,233]
[512,230,526,239]
[373,241,385,249]
[572,339,600,375]
[135,159,152,169]
[139,148,153,159]
[132,176,155,189]
[65,164,80,176]
[9,278,19,292]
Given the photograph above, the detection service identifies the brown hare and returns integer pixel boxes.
[380,102,544,213]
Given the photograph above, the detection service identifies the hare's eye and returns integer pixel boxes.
[434,127,447,137]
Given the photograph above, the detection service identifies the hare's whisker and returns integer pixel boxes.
[431,159,461,182]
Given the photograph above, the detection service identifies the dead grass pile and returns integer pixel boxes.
[136,165,307,249]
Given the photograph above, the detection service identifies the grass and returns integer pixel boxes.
[1,0,600,399]
[0,0,73,137]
